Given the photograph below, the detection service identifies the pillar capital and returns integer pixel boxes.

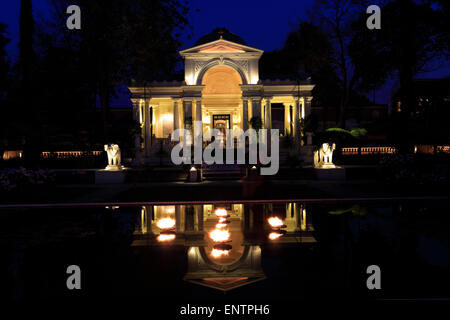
[250,96,263,102]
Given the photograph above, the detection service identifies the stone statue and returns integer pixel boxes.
[104,144,122,170]
[314,143,336,168]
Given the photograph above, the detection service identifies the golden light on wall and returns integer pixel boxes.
[161,113,173,122]
[203,113,211,124]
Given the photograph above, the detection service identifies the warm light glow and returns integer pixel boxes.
[214,208,228,217]
[157,234,176,242]
[268,232,284,240]
[211,248,230,258]
[166,206,175,214]
[199,44,245,53]
[216,223,227,229]
[301,208,307,231]
[190,166,197,171]
[268,217,284,228]
[161,114,173,122]
[140,207,148,234]
[218,217,228,223]
[209,229,230,242]
[157,217,176,230]
[203,114,211,124]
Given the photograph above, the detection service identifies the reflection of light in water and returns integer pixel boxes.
[268,232,283,240]
[218,217,229,223]
[211,249,230,258]
[157,217,176,230]
[214,208,228,217]
[157,233,176,242]
[210,229,230,242]
[268,217,285,228]
[140,207,147,234]
[166,206,175,214]
[301,208,307,231]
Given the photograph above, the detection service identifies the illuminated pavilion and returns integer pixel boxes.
[129,28,315,164]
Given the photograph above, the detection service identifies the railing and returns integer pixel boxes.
[3,150,103,160]
[2,150,23,160]
[41,151,103,159]
[414,145,450,154]
[341,147,397,155]
[341,147,359,155]
[342,145,450,155]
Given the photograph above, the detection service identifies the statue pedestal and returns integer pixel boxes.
[315,166,346,180]
[95,169,125,184]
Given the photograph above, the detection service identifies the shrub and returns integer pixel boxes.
[0,168,55,192]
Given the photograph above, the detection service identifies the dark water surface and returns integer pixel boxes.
[1,199,449,311]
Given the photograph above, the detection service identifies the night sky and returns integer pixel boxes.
[1,0,449,106]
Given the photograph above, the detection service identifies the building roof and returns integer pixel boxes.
[194,27,248,47]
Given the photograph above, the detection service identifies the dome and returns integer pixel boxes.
[194,28,248,46]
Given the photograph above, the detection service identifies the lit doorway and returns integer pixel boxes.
[213,114,230,146]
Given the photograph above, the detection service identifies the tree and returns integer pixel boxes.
[349,0,449,149]
[19,0,41,166]
[260,22,342,121]
[0,23,10,159]
[350,0,449,115]
[0,23,10,97]
[309,0,367,127]
[45,0,189,142]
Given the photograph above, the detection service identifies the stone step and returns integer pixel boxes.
[202,164,243,180]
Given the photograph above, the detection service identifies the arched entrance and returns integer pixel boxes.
[201,65,243,145]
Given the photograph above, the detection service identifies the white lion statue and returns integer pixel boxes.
[104,144,122,170]
[314,143,336,168]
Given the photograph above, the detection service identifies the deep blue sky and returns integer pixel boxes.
[0,0,315,58]
[1,0,449,106]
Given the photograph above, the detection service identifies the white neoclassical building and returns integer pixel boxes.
[129,29,315,163]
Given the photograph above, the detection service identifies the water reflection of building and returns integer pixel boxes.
[132,203,316,291]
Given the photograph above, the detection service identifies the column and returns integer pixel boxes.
[132,99,140,149]
[293,98,300,147]
[304,96,313,118]
[195,99,202,123]
[173,100,179,131]
[251,97,262,120]
[283,103,290,136]
[242,99,249,131]
[144,100,152,156]
[132,99,142,165]
[197,205,204,231]
[183,99,193,123]
[265,98,272,129]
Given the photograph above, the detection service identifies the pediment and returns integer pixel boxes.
[180,39,263,56]
[199,44,245,53]
[186,276,266,292]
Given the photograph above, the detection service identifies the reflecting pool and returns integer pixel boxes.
[1,200,449,305]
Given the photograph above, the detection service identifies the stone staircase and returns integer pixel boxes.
[202,163,243,180]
